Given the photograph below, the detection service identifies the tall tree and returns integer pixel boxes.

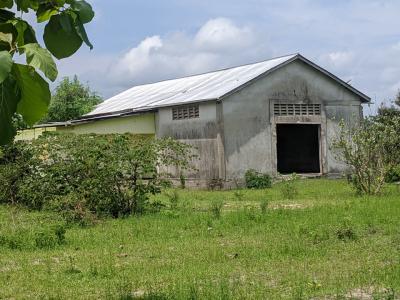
[43,76,101,122]
[0,0,94,145]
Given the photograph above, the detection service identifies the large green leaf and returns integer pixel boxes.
[71,0,94,24]
[59,12,72,32]
[10,19,37,49]
[0,51,12,83]
[0,0,13,9]
[0,8,14,21]
[23,22,37,45]
[10,18,27,47]
[74,17,92,49]
[44,13,82,59]
[0,32,12,46]
[23,43,58,81]
[12,63,50,125]
[0,76,20,145]
[0,23,16,51]
[36,4,59,23]
[15,0,32,12]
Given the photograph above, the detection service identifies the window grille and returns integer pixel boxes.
[172,105,200,120]
[274,103,321,116]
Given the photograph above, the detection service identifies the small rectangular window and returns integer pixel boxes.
[274,103,321,116]
[172,105,199,120]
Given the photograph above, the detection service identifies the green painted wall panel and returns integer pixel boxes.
[15,127,57,141]
[16,113,156,141]
[59,113,155,135]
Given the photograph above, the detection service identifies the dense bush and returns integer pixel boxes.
[0,142,32,205]
[375,108,400,183]
[244,169,272,189]
[0,133,194,219]
[333,113,400,195]
[385,165,400,183]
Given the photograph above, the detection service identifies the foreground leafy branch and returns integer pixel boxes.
[0,0,94,145]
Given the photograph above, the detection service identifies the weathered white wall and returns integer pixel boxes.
[325,104,362,173]
[156,102,224,180]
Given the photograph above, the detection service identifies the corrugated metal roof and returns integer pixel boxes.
[86,53,370,118]
[87,54,297,116]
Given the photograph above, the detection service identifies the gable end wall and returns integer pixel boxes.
[221,59,363,179]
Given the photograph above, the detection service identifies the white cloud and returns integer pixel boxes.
[194,18,255,52]
[113,36,163,77]
[104,18,268,90]
[320,51,354,69]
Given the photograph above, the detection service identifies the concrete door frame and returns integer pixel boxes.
[269,100,328,175]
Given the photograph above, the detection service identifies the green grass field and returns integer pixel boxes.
[0,179,399,299]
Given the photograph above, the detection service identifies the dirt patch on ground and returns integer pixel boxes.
[271,203,307,210]
[222,202,308,212]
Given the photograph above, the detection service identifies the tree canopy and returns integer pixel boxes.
[0,0,94,145]
[378,90,400,116]
[42,76,101,122]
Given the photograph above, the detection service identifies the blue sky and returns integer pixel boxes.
[50,0,400,113]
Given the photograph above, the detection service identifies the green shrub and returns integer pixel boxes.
[335,217,357,241]
[166,190,180,210]
[0,142,32,205]
[45,194,97,226]
[244,169,272,189]
[35,225,67,249]
[0,225,67,250]
[210,199,224,219]
[34,231,58,249]
[233,190,244,201]
[336,225,357,241]
[385,165,400,183]
[0,233,26,250]
[333,114,400,194]
[53,224,66,244]
[147,199,166,213]
[0,133,194,220]
[280,173,299,200]
[243,205,257,220]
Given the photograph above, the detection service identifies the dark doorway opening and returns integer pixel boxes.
[277,124,320,174]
